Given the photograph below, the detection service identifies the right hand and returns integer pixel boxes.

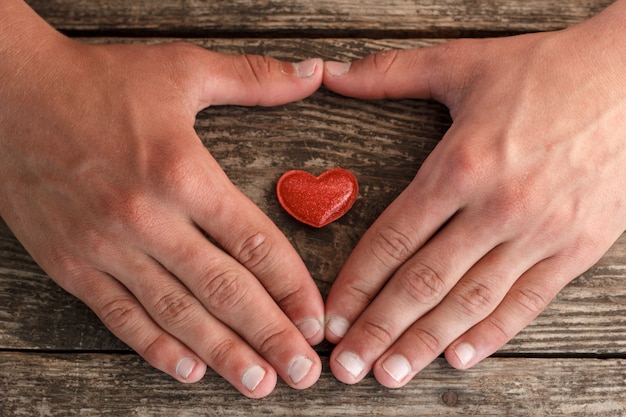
[0,0,324,398]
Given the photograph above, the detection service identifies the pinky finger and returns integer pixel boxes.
[66,270,208,383]
[444,257,572,370]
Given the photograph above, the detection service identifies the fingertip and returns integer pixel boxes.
[174,357,207,383]
[200,54,323,107]
[240,365,278,399]
[292,58,324,80]
[296,316,325,346]
[325,314,350,343]
[375,353,413,389]
[445,341,478,370]
[322,59,365,97]
[287,354,322,390]
[324,61,352,78]
[330,349,367,384]
[322,48,440,100]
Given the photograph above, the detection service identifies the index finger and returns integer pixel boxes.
[324,157,458,343]
[192,157,326,345]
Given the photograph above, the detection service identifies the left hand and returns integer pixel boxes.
[322,2,626,387]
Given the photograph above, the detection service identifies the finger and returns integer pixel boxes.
[208,191,327,345]
[371,242,541,388]
[444,255,576,371]
[58,268,208,384]
[328,211,503,384]
[91,248,286,397]
[187,46,323,108]
[324,155,464,344]
[323,40,482,104]
[149,214,322,390]
[180,153,325,345]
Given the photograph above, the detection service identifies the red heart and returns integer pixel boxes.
[276,168,359,228]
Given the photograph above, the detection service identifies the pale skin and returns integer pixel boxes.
[0,0,325,398]
[323,1,626,387]
[2,0,626,399]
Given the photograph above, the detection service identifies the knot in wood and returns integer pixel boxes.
[442,390,458,407]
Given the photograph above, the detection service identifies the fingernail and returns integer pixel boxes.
[325,61,351,77]
[175,357,196,380]
[382,354,411,383]
[242,364,266,392]
[296,317,322,340]
[287,355,314,384]
[336,350,365,379]
[327,315,350,339]
[453,342,475,369]
[293,59,318,79]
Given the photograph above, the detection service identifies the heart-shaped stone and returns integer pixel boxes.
[276,168,359,228]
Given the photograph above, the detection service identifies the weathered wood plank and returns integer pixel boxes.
[25,0,615,36]
[1,36,625,357]
[1,353,624,416]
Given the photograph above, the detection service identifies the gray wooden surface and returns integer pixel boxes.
[1,1,625,416]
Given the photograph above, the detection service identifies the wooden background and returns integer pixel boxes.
[1,1,625,416]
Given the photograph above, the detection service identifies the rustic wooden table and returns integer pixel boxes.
[1,1,625,415]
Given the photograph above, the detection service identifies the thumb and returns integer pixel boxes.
[192,48,323,109]
[323,40,480,106]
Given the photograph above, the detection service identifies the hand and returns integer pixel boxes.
[322,1,626,387]
[0,1,324,398]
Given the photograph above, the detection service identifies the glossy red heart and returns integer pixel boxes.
[276,168,359,228]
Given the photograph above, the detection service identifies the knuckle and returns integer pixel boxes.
[140,333,169,363]
[200,268,249,314]
[360,319,395,346]
[236,55,277,91]
[236,232,272,271]
[153,290,198,328]
[154,149,206,200]
[443,144,488,193]
[244,54,276,75]
[208,338,238,367]
[116,193,156,232]
[369,224,415,265]
[482,315,514,343]
[344,283,375,306]
[454,280,498,316]
[398,261,446,304]
[371,49,401,75]
[509,285,550,317]
[100,297,143,334]
[408,327,442,356]
[489,179,533,222]
[274,285,306,314]
[256,324,291,356]
[45,251,89,286]
[94,185,157,238]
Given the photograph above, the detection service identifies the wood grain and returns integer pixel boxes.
[2,2,626,413]
[26,0,615,36]
[1,353,625,416]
